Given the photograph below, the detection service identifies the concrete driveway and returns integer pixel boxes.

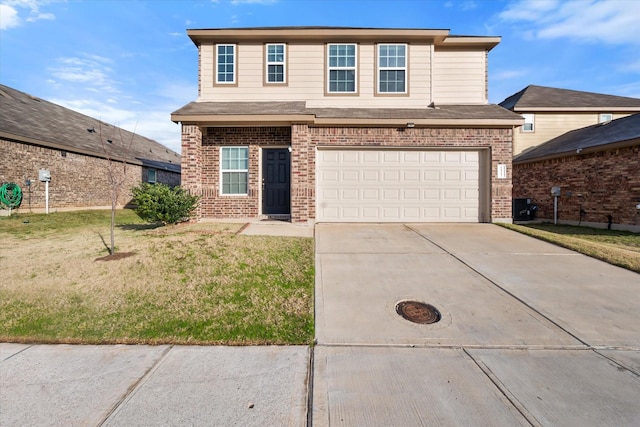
[313,223,640,426]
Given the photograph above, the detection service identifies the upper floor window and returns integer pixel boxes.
[599,113,613,123]
[265,43,286,84]
[521,114,535,132]
[327,44,357,93]
[221,147,248,195]
[216,44,236,84]
[378,44,407,94]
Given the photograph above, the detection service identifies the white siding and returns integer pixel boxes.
[199,42,435,107]
[433,49,486,104]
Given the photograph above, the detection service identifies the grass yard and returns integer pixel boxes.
[0,210,314,345]
[500,223,640,274]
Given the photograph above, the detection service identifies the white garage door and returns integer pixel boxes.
[316,149,480,222]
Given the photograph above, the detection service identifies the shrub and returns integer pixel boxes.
[131,183,199,225]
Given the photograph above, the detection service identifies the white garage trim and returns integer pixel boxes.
[316,147,488,223]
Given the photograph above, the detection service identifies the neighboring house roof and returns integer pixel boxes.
[171,102,523,127]
[0,84,180,173]
[514,113,640,163]
[499,85,640,112]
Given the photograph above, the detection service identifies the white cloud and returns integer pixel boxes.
[0,4,21,29]
[1,0,57,29]
[48,55,117,92]
[500,0,640,44]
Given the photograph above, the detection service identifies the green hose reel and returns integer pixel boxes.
[0,182,22,209]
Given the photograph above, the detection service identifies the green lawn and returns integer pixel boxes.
[500,223,640,274]
[0,210,315,345]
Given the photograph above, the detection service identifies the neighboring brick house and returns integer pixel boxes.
[513,114,640,232]
[499,85,640,156]
[172,27,523,223]
[0,84,181,213]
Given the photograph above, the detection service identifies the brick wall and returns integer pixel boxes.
[304,126,513,222]
[1,138,180,212]
[184,125,513,222]
[198,127,291,218]
[513,145,640,227]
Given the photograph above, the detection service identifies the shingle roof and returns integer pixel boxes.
[499,85,640,111]
[514,113,640,163]
[0,84,180,173]
[172,101,522,123]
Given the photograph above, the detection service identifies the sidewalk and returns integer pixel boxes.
[1,344,309,426]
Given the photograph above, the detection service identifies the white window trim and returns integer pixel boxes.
[377,43,408,94]
[265,43,286,84]
[220,146,249,196]
[216,44,236,85]
[147,169,156,184]
[327,43,358,94]
[521,114,535,132]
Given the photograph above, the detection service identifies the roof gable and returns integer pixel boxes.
[499,85,640,111]
[0,84,180,172]
[514,113,640,163]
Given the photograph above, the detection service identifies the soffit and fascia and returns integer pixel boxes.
[186,27,500,50]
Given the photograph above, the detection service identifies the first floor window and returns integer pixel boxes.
[221,147,248,195]
[522,114,534,132]
[147,169,156,184]
[328,43,357,93]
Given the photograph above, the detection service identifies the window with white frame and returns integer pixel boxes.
[147,169,156,184]
[378,44,407,93]
[221,147,248,195]
[216,44,236,84]
[327,44,357,93]
[599,113,613,123]
[266,43,286,83]
[521,114,535,132]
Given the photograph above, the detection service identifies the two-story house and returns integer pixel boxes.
[171,27,523,223]
[499,85,640,156]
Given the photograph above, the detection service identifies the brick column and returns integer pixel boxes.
[181,124,203,221]
[290,123,310,223]
[491,128,514,222]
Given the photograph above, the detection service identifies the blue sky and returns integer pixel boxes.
[1,0,639,153]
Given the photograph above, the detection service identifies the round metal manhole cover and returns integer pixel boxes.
[395,301,441,324]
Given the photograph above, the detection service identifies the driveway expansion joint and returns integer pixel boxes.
[404,223,592,348]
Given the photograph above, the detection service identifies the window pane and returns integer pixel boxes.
[329,70,355,93]
[379,70,405,93]
[268,64,284,82]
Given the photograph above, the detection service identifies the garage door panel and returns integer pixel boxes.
[317,149,481,222]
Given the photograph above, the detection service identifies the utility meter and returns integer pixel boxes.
[551,186,561,197]
[39,169,51,182]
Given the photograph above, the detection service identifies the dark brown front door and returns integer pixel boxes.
[262,148,291,216]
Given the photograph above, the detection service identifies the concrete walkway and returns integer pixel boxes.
[2,223,639,426]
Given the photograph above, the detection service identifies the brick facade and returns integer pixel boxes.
[513,144,640,228]
[1,138,180,213]
[183,125,513,223]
